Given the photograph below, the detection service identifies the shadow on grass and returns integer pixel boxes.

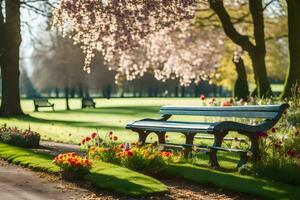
[166,164,300,200]
[43,106,160,116]
[6,115,124,130]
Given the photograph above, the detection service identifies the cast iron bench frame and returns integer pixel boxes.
[82,98,96,109]
[126,104,289,168]
[34,99,54,112]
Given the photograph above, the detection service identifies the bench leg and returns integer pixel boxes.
[34,106,38,112]
[155,132,166,144]
[237,152,248,169]
[183,133,196,158]
[248,134,260,162]
[137,131,149,145]
[208,132,227,169]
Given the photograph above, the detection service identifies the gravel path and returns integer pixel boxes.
[0,141,259,200]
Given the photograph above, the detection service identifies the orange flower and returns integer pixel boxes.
[86,136,91,142]
[119,143,124,148]
[113,136,118,141]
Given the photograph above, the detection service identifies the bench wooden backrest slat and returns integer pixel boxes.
[34,99,51,105]
[160,104,288,119]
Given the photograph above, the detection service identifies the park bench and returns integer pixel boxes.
[126,103,289,168]
[82,98,96,109]
[34,99,54,112]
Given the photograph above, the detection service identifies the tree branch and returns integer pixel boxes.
[208,0,255,52]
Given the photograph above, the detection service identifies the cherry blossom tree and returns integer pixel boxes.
[109,26,224,86]
[52,0,277,97]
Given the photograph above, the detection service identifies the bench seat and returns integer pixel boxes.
[126,120,216,133]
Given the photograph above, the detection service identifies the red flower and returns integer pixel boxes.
[91,132,97,139]
[86,136,91,142]
[81,138,86,145]
[222,101,232,107]
[287,149,296,157]
[271,128,276,133]
[257,131,268,138]
[125,150,133,157]
[200,94,205,101]
[113,136,118,141]
[119,143,124,148]
[108,131,113,136]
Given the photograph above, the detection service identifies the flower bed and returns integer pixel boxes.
[0,125,40,148]
[82,132,176,173]
[53,152,92,180]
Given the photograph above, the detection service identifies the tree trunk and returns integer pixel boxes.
[248,0,271,98]
[0,0,24,116]
[180,86,185,97]
[65,87,70,110]
[209,0,271,98]
[55,87,59,98]
[281,0,300,98]
[233,57,249,100]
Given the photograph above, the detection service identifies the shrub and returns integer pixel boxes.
[82,132,175,173]
[0,125,40,148]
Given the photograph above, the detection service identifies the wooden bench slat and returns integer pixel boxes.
[160,104,289,119]
[127,121,215,133]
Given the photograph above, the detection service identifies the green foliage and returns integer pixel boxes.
[252,104,300,185]
[0,125,40,148]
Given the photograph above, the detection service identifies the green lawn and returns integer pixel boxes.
[0,143,167,196]
[0,98,225,145]
[166,164,300,200]
[1,98,299,199]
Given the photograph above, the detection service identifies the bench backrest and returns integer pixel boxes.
[34,99,50,104]
[160,104,289,119]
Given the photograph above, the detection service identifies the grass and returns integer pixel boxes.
[166,163,300,200]
[2,97,298,198]
[0,142,167,196]
[0,98,233,145]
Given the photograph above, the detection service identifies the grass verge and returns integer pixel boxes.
[166,163,300,200]
[0,143,167,196]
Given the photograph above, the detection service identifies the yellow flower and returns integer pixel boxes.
[94,155,100,160]
[98,147,105,153]
[148,155,155,160]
